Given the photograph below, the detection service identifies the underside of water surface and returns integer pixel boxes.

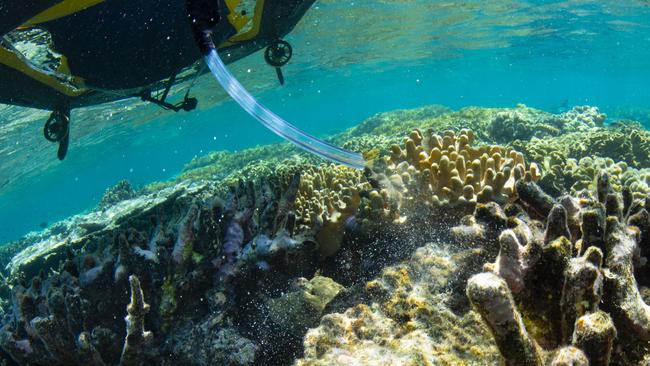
[2,1,650,366]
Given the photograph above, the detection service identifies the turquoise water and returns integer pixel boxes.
[2,0,650,244]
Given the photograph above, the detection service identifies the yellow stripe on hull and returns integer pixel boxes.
[0,47,87,97]
[21,0,106,27]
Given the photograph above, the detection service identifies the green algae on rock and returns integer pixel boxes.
[267,276,344,335]
[297,244,500,366]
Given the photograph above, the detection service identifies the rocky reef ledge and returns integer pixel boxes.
[1,104,650,365]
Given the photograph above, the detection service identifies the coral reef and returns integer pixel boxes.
[488,105,605,143]
[513,122,650,197]
[98,180,137,211]
[2,104,650,365]
[532,155,650,200]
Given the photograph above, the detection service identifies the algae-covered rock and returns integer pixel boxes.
[164,325,257,366]
[297,243,500,366]
[267,276,344,334]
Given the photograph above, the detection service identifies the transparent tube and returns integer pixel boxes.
[204,49,366,170]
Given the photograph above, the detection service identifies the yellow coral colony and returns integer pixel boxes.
[295,165,367,256]
[386,128,541,208]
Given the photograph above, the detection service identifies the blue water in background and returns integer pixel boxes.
[2,0,650,244]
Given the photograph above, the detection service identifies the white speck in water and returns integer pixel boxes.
[129,168,134,173]
[213,136,217,141]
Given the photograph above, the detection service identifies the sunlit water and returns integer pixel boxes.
[1,0,650,244]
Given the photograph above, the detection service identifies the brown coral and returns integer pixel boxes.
[363,128,540,229]
[465,171,650,364]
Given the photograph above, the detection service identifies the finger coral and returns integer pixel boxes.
[466,170,650,364]
[364,128,540,228]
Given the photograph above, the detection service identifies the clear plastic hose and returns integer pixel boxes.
[204,49,366,170]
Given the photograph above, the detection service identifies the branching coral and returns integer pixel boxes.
[361,128,540,231]
[464,172,650,364]
[120,275,155,365]
[294,165,367,257]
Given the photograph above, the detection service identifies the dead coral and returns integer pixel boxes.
[466,272,543,366]
[120,275,155,365]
